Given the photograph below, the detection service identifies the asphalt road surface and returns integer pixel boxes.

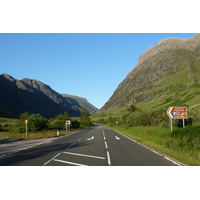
[0,125,184,166]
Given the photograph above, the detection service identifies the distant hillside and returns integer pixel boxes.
[0,74,98,118]
[98,33,200,114]
[62,94,98,115]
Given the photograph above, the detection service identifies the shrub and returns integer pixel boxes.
[49,120,65,130]
[170,126,200,150]
[28,114,49,132]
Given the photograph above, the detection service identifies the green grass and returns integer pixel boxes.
[107,125,200,166]
[0,117,79,141]
[0,129,76,141]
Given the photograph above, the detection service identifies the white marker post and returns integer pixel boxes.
[66,120,71,132]
[25,119,28,138]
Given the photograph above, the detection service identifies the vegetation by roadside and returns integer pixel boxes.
[105,125,200,166]
[0,129,76,142]
[0,109,92,142]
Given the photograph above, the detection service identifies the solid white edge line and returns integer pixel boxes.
[164,156,182,166]
[113,129,185,166]
[53,159,88,166]
[63,152,106,160]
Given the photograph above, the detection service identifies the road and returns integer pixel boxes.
[0,125,184,166]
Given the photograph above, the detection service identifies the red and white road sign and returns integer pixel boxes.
[167,107,187,119]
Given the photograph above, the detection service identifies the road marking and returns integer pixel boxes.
[103,135,106,141]
[104,141,108,149]
[115,136,120,140]
[164,156,182,166]
[87,136,94,141]
[53,159,88,166]
[63,152,106,160]
[66,142,76,149]
[107,151,111,166]
[43,152,61,166]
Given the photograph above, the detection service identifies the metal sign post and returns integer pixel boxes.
[166,107,187,132]
[25,119,28,138]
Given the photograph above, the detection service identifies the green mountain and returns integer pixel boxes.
[98,33,200,114]
[0,74,98,118]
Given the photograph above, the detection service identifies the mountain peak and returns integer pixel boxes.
[136,33,200,67]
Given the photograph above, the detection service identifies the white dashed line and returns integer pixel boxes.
[104,141,108,149]
[107,151,111,166]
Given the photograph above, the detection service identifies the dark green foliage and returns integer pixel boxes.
[170,126,200,150]
[28,114,49,132]
[71,120,81,129]
[177,118,193,127]
[20,112,30,121]
[54,112,70,121]
[80,109,92,128]
[0,124,3,131]
[10,119,26,133]
[49,120,65,130]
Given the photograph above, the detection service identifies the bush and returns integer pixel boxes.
[80,109,92,128]
[71,120,81,129]
[171,126,200,150]
[49,120,65,130]
[28,114,49,132]
[10,119,25,133]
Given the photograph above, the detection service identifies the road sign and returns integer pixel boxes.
[66,120,71,125]
[167,107,187,119]
[25,119,28,125]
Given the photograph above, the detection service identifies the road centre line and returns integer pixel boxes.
[102,128,112,166]
[103,135,106,141]
[63,152,106,160]
[104,141,108,149]
[53,159,88,166]
[107,151,111,166]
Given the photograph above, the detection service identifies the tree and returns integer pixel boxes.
[28,114,49,131]
[80,109,91,128]
[127,104,139,112]
[20,112,29,121]
[54,112,70,121]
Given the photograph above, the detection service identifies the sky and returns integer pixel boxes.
[0,33,196,109]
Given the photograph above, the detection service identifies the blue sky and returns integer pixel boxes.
[0,33,195,109]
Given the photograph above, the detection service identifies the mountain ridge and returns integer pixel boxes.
[0,73,98,118]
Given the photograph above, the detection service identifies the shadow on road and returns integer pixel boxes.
[0,140,90,166]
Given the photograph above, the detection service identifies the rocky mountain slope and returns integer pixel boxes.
[62,94,98,115]
[99,33,200,114]
[0,74,98,118]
